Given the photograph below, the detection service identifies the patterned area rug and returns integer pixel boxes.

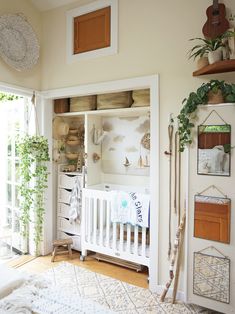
[40,262,213,314]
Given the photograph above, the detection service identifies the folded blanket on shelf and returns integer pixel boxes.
[110,191,150,227]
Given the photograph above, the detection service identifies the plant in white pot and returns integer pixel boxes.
[188,30,235,65]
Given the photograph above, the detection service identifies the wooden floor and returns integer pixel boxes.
[12,251,149,289]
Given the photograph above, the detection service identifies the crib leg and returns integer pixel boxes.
[80,255,85,261]
[80,249,87,261]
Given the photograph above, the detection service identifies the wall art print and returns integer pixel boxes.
[101,115,150,176]
[197,124,231,176]
[193,251,230,304]
[194,195,231,243]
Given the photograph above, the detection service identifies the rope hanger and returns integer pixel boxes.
[200,109,228,126]
[28,91,40,135]
[197,246,228,259]
[197,184,228,198]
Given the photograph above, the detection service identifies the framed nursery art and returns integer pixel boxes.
[193,249,230,304]
[197,124,231,176]
[194,195,231,243]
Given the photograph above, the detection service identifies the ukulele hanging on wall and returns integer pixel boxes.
[202,0,230,39]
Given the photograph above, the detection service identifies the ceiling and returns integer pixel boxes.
[30,0,79,11]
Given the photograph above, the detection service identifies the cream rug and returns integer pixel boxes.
[39,262,213,314]
[0,262,216,313]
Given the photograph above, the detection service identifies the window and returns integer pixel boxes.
[0,94,33,253]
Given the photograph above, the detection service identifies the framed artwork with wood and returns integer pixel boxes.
[73,6,111,54]
[193,250,230,303]
[197,124,231,176]
[194,195,231,244]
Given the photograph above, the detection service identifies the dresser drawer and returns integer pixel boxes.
[58,188,71,204]
[58,173,82,189]
[57,217,80,235]
[57,231,81,251]
[57,202,70,218]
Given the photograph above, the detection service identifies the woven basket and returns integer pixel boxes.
[97,91,132,110]
[70,95,96,112]
[54,99,70,113]
[207,89,224,104]
[132,89,150,107]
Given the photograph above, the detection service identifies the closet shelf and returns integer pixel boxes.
[56,106,149,118]
[193,59,235,76]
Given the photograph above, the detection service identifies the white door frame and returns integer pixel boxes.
[41,74,160,291]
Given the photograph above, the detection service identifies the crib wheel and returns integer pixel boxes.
[80,255,85,261]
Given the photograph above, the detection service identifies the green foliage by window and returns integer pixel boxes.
[178,80,235,152]
[0,93,19,101]
[17,135,50,255]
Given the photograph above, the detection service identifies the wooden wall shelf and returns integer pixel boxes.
[193,59,235,76]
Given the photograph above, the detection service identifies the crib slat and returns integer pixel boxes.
[87,197,91,243]
[93,197,97,245]
[113,222,117,250]
[134,226,139,255]
[106,200,110,248]
[127,224,131,253]
[120,223,124,252]
[141,227,146,256]
[99,199,104,246]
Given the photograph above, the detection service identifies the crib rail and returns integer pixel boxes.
[81,188,150,267]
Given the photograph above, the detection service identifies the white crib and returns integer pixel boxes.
[81,183,150,268]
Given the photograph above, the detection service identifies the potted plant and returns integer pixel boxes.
[188,30,235,65]
[17,135,50,255]
[177,80,235,152]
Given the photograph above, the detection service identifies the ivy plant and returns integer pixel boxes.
[178,80,235,152]
[0,93,18,101]
[17,135,50,255]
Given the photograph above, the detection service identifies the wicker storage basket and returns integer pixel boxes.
[70,95,96,112]
[207,89,224,104]
[54,98,70,113]
[132,89,150,107]
[97,91,132,110]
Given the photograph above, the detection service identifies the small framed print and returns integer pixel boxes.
[197,124,231,176]
[193,251,230,304]
[194,195,231,243]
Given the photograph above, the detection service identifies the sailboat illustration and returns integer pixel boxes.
[138,155,144,168]
[144,155,150,167]
[123,157,131,167]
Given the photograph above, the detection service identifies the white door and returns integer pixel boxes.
[0,94,32,254]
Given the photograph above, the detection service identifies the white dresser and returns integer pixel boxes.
[57,171,83,251]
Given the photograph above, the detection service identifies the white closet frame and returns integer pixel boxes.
[41,75,159,291]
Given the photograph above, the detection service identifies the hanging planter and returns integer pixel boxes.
[177,80,235,152]
[17,135,50,255]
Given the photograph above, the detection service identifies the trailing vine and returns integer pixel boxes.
[17,135,50,255]
[177,80,235,152]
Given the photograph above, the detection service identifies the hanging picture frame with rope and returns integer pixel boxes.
[197,110,231,176]
[194,185,231,244]
[193,246,230,304]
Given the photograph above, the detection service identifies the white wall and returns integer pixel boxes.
[40,0,235,290]
[0,0,41,90]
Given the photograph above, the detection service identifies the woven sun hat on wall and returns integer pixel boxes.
[52,117,69,140]
[0,13,40,71]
